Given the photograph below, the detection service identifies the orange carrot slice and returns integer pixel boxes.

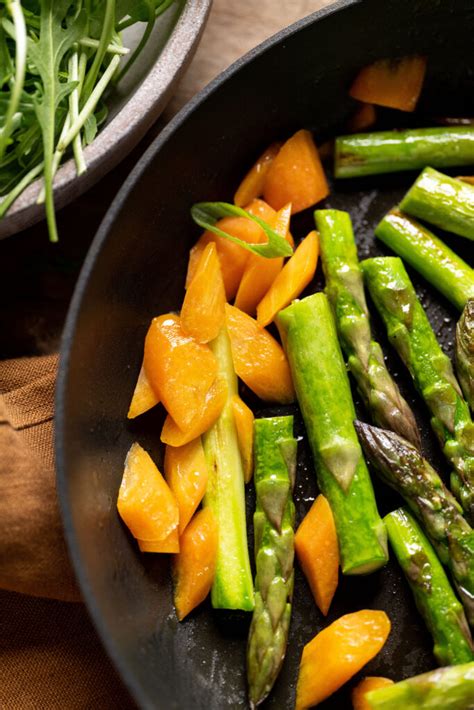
[347,103,377,133]
[349,56,427,112]
[144,314,217,432]
[160,376,227,447]
[186,216,265,300]
[457,176,474,185]
[127,363,159,419]
[234,142,282,207]
[234,203,292,315]
[295,610,391,709]
[181,242,226,343]
[246,198,294,248]
[231,395,254,483]
[257,230,319,327]
[263,129,329,214]
[164,438,209,534]
[138,527,180,553]
[295,494,339,616]
[173,508,218,620]
[225,303,295,403]
[352,677,394,710]
[117,442,179,542]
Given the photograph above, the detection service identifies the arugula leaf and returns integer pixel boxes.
[27,0,86,241]
[190,202,293,258]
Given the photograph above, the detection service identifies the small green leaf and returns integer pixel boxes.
[191,201,293,258]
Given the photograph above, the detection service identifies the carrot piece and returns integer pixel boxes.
[352,677,394,710]
[186,216,265,300]
[127,364,159,419]
[349,56,427,112]
[173,508,218,621]
[144,314,217,432]
[181,242,226,343]
[347,103,377,133]
[263,129,329,214]
[225,303,295,403]
[231,395,254,483]
[295,610,391,709]
[137,527,180,553]
[246,197,294,248]
[457,175,474,185]
[160,376,227,446]
[164,438,209,534]
[117,442,179,542]
[234,142,282,207]
[257,230,319,327]
[295,494,339,616]
[234,203,292,315]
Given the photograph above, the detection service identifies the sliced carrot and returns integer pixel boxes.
[349,56,427,112]
[457,175,474,185]
[263,129,329,214]
[117,442,179,542]
[160,376,227,447]
[234,142,282,207]
[347,103,377,133]
[295,494,339,616]
[144,314,217,432]
[246,197,294,248]
[138,527,180,553]
[127,364,159,419]
[225,303,295,403]
[257,230,319,327]
[186,216,265,300]
[164,438,209,534]
[181,242,226,343]
[173,508,218,621]
[234,203,292,315]
[231,395,254,483]
[295,610,391,710]
[352,677,394,710]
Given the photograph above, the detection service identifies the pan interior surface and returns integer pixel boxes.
[56,1,474,708]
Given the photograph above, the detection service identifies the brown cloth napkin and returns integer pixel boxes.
[0,355,133,709]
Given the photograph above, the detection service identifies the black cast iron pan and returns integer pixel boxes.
[56,1,474,707]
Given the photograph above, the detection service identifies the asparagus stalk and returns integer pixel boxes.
[315,209,420,447]
[400,167,474,241]
[276,293,388,575]
[335,126,474,178]
[365,661,474,710]
[247,416,296,708]
[362,257,474,522]
[355,421,474,627]
[202,327,254,611]
[456,299,474,411]
[375,209,474,312]
[385,508,474,666]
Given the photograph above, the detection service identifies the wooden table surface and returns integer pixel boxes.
[0,0,331,359]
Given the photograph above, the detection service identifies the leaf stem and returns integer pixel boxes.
[0,0,27,162]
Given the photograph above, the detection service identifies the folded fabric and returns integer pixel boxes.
[0,354,79,602]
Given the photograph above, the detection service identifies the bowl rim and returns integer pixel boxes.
[0,0,212,240]
[55,0,355,706]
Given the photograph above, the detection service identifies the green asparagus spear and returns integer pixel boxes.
[315,209,420,447]
[276,293,388,575]
[362,257,474,523]
[375,209,474,311]
[203,326,254,611]
[366,661,474,710]
[355,421,474,627]
[247,416,296,708]
[400,167,474,241]
[456,299,474,411]
[385,508,474,666]
[335,126,474,178]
